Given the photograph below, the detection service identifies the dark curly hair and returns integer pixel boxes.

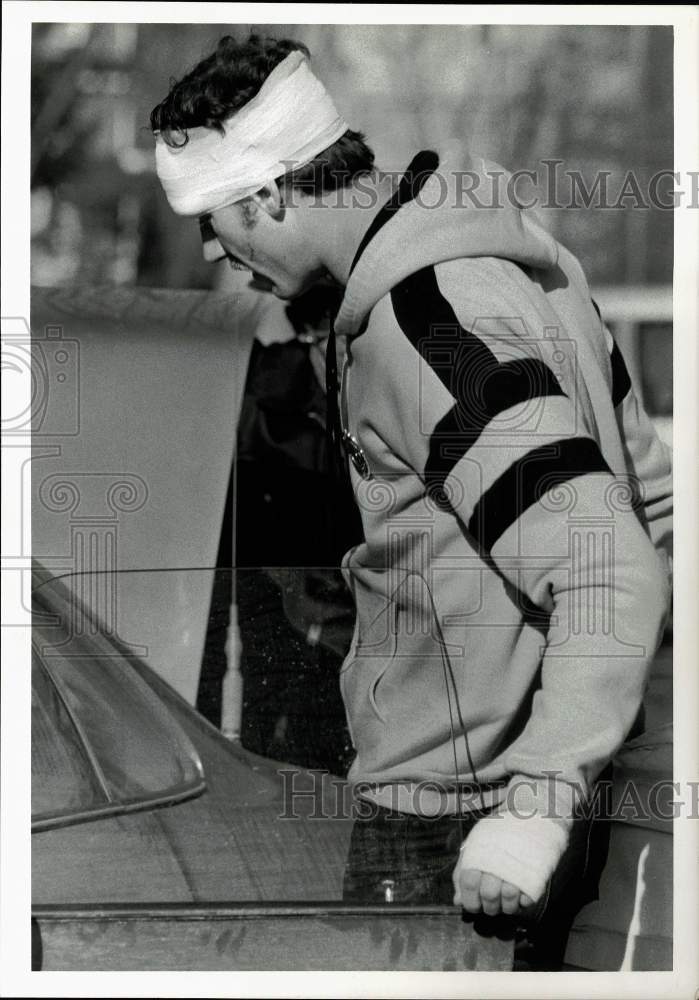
[150,34,375,195]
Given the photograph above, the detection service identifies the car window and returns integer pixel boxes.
[32,570,206,831]
[32,653,107,816]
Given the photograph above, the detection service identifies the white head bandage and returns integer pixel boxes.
[154,51,348,216]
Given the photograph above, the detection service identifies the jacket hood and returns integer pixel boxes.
[335,150,559,338]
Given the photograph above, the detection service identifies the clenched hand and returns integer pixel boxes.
[453,865,534,916]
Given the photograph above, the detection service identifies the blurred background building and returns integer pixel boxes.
[30,22,673,438]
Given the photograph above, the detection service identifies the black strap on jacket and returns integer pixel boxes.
[348,149,440,278]
[325,150,440,504]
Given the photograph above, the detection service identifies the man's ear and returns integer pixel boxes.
[252,181,284,220]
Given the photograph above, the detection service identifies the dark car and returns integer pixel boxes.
[31,564,515,972]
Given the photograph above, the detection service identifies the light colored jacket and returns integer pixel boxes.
[334,151,672,815]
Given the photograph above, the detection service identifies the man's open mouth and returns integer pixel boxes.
[248,273,276,292]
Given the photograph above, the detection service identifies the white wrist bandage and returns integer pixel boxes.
[457,811,569,902]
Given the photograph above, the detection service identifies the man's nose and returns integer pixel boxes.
[202,235,227,263]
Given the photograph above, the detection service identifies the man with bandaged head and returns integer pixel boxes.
[151,34,672,966]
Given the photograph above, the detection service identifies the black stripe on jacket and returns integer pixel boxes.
[468,437,612,552]
[610,341,632,408]
[390,265,568,507]
[591,297,632,407]
[349,150,440,278]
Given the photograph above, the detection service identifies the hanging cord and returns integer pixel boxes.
[324,321,351,562]
[420,571,488,821]
[386,570,487,839]
[325,151,440,558]
[325,321,343,479]
[327,149,479,826]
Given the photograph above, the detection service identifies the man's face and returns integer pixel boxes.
[199,195,325,300]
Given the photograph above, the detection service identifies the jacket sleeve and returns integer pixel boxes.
[375,273,671,820]
[605,327,673,577]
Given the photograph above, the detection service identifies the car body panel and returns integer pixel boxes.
[34,905,513,972]
[565,641,673,970]
[30,284,257,702]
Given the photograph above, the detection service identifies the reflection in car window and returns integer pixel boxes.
[32,654,108,817]
[32,570,206,831]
